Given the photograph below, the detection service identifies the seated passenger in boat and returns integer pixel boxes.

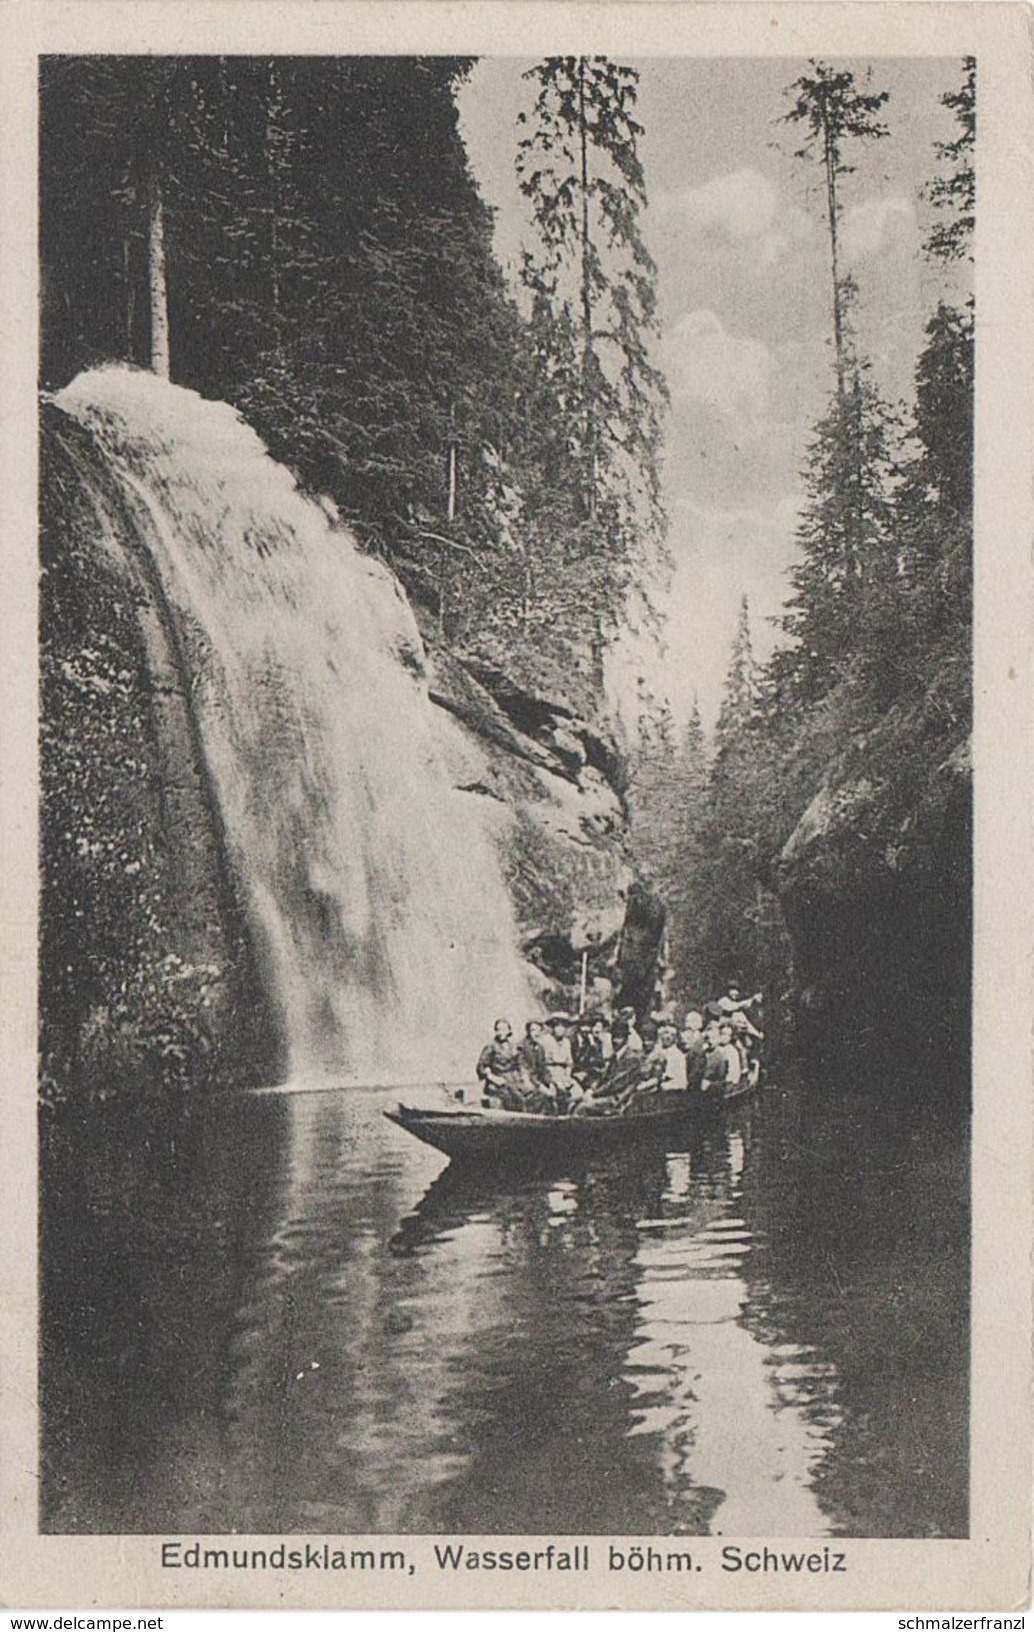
[573,1015,612,1091]
[702,1005,723,1050]
[679,1010,709,1089]
[730,1007,763,1044]
[607,1026,671,1114]
[518,1018,549,1082]
[702,1020,743,1093]
[516,1020,558,1114]
[476,1019,526,1109]
[652,1023,688,1092]
[730,1010,764,1087]
[573,1019,642,1115]
[541,1013,583,1111]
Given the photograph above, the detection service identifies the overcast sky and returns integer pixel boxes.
[458,56,970,729]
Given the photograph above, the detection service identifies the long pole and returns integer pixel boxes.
[579,950,589,1016]
[148,179,170,380]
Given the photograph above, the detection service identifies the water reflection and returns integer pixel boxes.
[626,1124,838,1535]
[40,1079,967,1537]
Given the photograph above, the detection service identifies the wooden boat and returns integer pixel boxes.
[385,1079,755,1167]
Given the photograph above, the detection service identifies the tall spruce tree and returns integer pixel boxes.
[516,57,668,621]
[782,62,890,392]
[688,601,767,995]
[628,682,678,889]
[885,59,974,700]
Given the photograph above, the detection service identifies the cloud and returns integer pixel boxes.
[658,167,776,239]
[663,310,773,422]
[656,168,812,267]
[840,196,916,263]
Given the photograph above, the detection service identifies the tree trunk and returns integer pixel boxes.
[577,57,596,519]
[148,180,170,380]
[822,117,845,396]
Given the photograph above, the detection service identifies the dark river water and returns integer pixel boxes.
[40,1078,969,1538]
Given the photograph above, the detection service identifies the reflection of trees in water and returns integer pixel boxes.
[733,1086,969,1537]
[624,1118,835,1536]
[41,1083,968,1539]
[398,1127,833,1537]
[39,1091,290,1531]
[203,1094,491,1534]
[395,1150,696,1533]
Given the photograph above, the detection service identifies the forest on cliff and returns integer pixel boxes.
[41,57,666,694]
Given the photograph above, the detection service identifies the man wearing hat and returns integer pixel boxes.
[541,1013,580,1109]
[717,980,762,1018]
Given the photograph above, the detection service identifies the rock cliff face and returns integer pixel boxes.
[420,625,655,1008]
[776,690,971,1084]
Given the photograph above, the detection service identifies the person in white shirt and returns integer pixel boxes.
[652,1023,688,1093]
[703,1021,743,1092]
[541,1014,580,1107]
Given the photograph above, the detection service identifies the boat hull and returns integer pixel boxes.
[385,1084,753,1166]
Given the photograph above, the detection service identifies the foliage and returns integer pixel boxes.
[39,425,230,1106]
[775,348,900,704]
[781,61,890,385]
[648,63,974,1028]
[516,57,669,649]
[925,57,975,263]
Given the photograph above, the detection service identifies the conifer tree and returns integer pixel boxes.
[782,62,890,392]
[713,595,758,768]
[662,699,710,992]
[776,333,898,702]
[681,601,768,996]
[678,699,709,813]
[516,57,668,612]
[925,57,975,265]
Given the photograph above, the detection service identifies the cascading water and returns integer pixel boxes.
[54,365,535,1085]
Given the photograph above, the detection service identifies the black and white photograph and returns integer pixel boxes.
[3,1,1032,1614]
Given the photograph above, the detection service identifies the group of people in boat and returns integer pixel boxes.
[474,983,764,1118]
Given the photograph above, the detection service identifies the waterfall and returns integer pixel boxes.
[55,366,534,1085]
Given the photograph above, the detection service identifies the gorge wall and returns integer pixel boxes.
[775,689,971,1086]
